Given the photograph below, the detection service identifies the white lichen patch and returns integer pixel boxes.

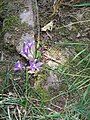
[20,9,34,27]
[4,32,12,44]
[44,71,59,90]
[44,47,68,69]
[47,60,59,69]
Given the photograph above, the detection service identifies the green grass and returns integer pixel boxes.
[0,0,90,120]
[0,42,90,120]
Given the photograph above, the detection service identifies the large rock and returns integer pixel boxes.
[3,0,36,58]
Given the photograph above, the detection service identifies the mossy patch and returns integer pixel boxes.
[3,15,21,32]
[35,86,50,102]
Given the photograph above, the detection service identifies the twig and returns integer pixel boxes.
[59,19,90,29]
[35,0,40,42]
[7,106,12,120]
[14,109,19,120]
[0,94,9,97]
[44,53,63,65]
[17,106,21,120]
[50,103,63,110]
[35,0,41,54]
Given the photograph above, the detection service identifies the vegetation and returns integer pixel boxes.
[0,0,90,120]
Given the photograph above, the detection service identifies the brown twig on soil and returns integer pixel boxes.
[51,0,73,17]
[59,19,90,29]
[44,53,63,65]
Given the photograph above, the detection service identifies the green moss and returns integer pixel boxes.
[33,71,50,102]
[3,15,21,32]
[0,71,6,80]
[3,44,16,53]
[0,0,13,18]
[0,0,6,18]
[0,0,25,18]
[35,86,50,102]
[0,0,26,34]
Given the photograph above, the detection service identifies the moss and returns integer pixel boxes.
[3,44,16,53]
[35,86,50,102]
[0,0,26,33]
[0,0,25,18]
[3,15,21,32]
[0,71,6,80]
[0,0,13,19]
[0,0,6,18]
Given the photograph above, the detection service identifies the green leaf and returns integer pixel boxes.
[36,51,42,59]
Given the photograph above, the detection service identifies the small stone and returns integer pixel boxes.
[44,71,59,90]
[76,32,81,38]
[4,32,12,44]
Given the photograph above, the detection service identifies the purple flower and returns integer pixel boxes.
[26,40,35,48]
[20,41,35,60]
[14,60,23,71]
[28,59,43,73]
[20,43,30,57]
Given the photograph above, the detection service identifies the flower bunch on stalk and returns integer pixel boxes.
[14,37,43,73]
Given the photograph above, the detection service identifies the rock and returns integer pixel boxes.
[44,71,59,90]
[4,32,12,44]
[3,0,36,59]
[43,46,70,90]
[44,47,69,69]
[16,33,35,59]
[20,9,34,27]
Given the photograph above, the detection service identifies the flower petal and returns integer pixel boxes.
[14,60,23,71]
[36,62,43,68]
[28,60,43,73]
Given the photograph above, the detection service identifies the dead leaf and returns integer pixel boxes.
[41,21,53,32]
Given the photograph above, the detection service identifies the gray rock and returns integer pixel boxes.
[4,0,36,60]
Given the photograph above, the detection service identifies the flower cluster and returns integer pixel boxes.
[20,40,35,60]
[14,36,43,73]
